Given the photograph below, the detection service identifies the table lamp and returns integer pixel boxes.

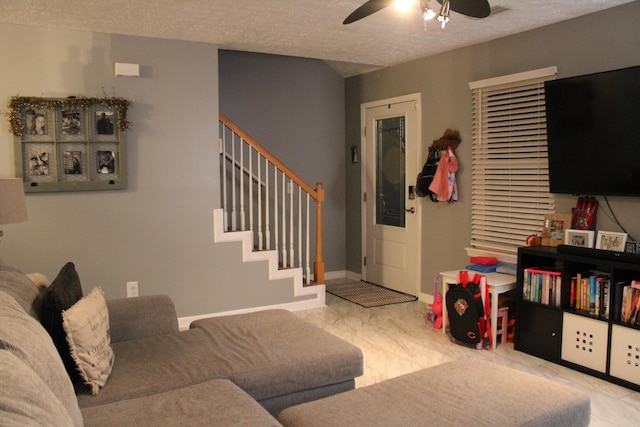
[0,178,28,242]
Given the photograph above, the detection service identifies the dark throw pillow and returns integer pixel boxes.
[40,262,84,382]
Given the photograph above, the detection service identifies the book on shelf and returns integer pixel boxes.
[613,280,640,326]
[621,284,640,326]
[569,271,610,319]
[522,267,562,307]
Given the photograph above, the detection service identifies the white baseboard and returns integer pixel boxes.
[323,270,363,281]
[178,270,433,330]
[345,270,362,281]
[178,291,326,330]
[419,292,433,304]
[323,270,345,280]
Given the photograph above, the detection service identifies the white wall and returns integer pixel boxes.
[0,24,310,316]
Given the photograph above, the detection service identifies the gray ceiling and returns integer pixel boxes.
[0,0,635,77]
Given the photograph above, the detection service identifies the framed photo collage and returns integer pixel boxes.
[12,97,128,192]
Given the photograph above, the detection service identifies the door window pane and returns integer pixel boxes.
[376,116,405,228]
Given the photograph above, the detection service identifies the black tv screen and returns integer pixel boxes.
[545,65,640,196]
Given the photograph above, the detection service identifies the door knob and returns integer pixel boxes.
[405,207,415,214]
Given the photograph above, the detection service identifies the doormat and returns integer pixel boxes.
[325,279,417,308]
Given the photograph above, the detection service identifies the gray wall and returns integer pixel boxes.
[219,50,346,272]
[345,1,640,295]
[0,24,309,317]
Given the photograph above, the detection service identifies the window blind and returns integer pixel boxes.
[469,67,557,254]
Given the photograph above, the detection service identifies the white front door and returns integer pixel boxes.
[362,95,421,296]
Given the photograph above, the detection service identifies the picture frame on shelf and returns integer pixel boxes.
[595,231,628,252]
[564,229,595,248]
[542,213,572,247]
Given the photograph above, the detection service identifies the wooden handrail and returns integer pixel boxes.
[220,113,325,284]
[220,113,320,201]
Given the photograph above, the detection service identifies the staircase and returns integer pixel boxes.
[216,113,325,304]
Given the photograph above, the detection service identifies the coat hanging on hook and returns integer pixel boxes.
[429,145,459,202]
[417,129,461,202]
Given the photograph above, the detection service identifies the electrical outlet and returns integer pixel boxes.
[126,281,138,298]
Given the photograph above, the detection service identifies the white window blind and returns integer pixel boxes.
[469,67,557,255]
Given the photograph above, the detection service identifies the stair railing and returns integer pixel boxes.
[219,113,324,285]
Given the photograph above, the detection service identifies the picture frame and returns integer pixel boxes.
[564,229,595,248]
[542,213,572,247]
[23,143,56,183]
[10,96,130,193]
[90,105,118,141]
[58,143,88,182]
[58,109,85,141]
[22,109,54,141]
[595,231,628,252]
[90,143,119,181]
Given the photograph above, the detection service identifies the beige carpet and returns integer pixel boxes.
[325,279,417,308]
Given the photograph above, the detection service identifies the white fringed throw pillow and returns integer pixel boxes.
[62,287,115,394]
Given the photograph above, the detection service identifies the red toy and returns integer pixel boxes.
[428,292,443,329]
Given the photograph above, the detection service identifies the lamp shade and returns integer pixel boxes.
[0,179,28,225]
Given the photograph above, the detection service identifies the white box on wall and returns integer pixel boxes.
[114,63,140,77]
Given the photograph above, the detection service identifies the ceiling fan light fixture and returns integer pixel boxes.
[423,1,436,21]
[437,0,451,28]
[344,0,489,26]
[394,0,415,13]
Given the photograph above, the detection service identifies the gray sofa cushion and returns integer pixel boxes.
[81,378,282,427]
[107,295,178,343]
[190,310,363,401]
[278,360,591,427]
[0,350,82,427]
[0,291,83,427]
[76,309,363,409]
[0,264,41,318]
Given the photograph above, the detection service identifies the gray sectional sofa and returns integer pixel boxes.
[0,264,363,426]
[0,263,592,426]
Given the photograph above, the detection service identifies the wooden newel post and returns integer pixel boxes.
[314,182,325,284]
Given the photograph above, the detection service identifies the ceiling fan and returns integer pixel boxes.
[343,0,491,28]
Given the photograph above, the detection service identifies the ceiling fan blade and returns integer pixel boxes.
[437,0,491,18]
[343,0,395,25]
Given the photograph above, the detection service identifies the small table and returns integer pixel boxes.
[440,270,517,350]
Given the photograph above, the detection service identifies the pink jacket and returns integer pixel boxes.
[428,147,458,202]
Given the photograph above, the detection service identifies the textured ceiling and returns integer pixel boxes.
[0,0,635,77]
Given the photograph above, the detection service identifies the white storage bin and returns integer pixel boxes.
[561,312,608,373]
[609,325,640,386]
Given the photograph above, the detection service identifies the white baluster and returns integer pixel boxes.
[265,161,271,250]
[289,180,294,268]
[257,152,263,251]
[220,126,228,232]
[248,142,253,240]
[239,138,245,231]
[231,133,237,231]
[297,185,302,278]
[281,173,287,268]
[274,166,279,261]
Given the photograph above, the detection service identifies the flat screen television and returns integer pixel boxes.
[545,65,640,196]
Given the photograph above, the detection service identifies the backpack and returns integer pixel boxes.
[415,149,440,202]
[446,271,492,348]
